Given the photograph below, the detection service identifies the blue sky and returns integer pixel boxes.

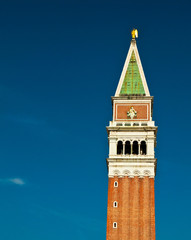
[0,0,191,239]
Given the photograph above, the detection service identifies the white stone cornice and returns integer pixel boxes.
[107,159,156,178]
[108,166,155,178]
[107,158,156,162]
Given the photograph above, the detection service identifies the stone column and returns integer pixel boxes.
[123,141,125,155]
[138,142,141,155]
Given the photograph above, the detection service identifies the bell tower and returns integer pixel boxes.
[106,30,157,240]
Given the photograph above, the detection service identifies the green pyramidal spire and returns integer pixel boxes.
[120,51,145,95]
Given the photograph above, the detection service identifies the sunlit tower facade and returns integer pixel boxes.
[106,30,157,240]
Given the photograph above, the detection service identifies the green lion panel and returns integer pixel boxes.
[120,51,145,95]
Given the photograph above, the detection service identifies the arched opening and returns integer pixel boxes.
[114,181,118,187]
[140,141,147,155]
[113,201,118,207]
[113,222,117,228]
[132,141,138,155]
[125,141,131,155]
[117,141,123,155]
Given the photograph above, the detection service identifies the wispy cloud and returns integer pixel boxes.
[8,178,25,185]
[0,178,26,185]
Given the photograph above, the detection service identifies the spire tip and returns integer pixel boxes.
[131,29,138,39]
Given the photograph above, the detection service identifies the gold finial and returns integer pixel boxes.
[131,29,138,39]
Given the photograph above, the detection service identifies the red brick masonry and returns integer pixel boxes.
[114,103,150,121]
[106,176,155,240]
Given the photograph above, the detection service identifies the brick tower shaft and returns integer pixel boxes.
[106,177,155,240]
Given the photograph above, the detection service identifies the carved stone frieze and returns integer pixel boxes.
[108,167,155,178]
